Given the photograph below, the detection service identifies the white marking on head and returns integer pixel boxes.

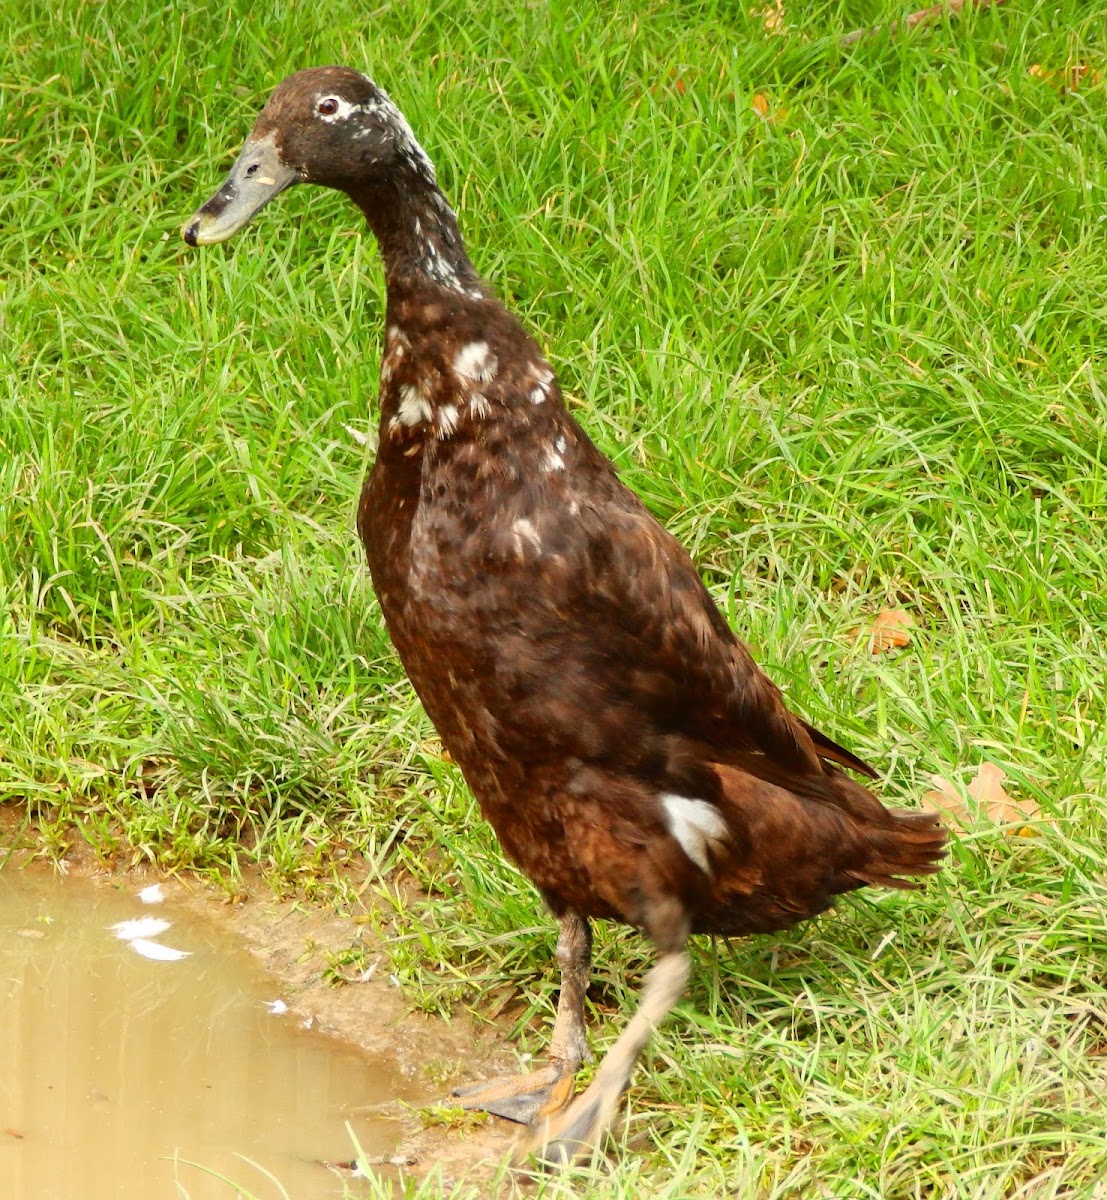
[529,381,550,405]
[316,96,372,124]
[374,88,437,182]
[437,404,460,437]
[454,341,498,383]
[543,445,565,472]
[512,517,542,556]
[660,795,729,875]
[555,435,568,454]
[397,384,433,426]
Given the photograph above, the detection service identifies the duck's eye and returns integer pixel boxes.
[317,97,340,116]
[245,163,259,177]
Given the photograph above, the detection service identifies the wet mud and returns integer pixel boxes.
[0,849,519,1197]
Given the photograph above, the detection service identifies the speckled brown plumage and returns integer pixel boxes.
[184,66,947,1168]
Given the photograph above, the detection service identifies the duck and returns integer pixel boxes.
[182,66,947,1168]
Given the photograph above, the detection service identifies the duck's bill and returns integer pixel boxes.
[181,133,299,246]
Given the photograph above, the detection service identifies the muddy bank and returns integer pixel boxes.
[0,828,523,1195]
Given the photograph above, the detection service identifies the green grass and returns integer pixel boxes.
[3,0,1107,1194]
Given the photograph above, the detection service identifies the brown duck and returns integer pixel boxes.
[183,66,946,1167]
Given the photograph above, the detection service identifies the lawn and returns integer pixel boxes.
[2,0,1106,1195]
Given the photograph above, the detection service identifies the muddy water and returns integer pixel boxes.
[0,868,411,1199]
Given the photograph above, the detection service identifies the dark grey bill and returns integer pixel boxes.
[181,132,299,246]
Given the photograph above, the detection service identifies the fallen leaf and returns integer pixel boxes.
[751,0,786,33]
[1028,62,1103,92]
[854,608,914,654]
[650,69,689,98]
[923,764,1040,835]
[922,774,968,826]
[968,762,1039,833]
[749,91,787,123]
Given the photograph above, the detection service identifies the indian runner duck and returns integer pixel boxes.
[182,66,947,1168]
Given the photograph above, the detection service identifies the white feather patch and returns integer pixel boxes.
[437,404,460,436]
[661,794,729,875]
[454,341,497,382]
[512,517,542,555]
[397,384,432,426]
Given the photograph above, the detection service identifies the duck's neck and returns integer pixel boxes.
[350,171,481,299]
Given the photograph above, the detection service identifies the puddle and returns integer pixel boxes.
[0,867,413,1199]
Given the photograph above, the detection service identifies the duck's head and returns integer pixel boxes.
[182,66,431,246]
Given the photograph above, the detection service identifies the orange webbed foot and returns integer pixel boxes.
[450,1060,577,1126]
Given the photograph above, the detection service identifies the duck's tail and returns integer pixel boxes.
[842,807,948,890]
[698,761,946,937]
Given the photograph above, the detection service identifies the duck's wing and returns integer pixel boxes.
[481,469,882,816]
[578,497,876,789]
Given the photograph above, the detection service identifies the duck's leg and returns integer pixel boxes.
[520,917,691,1168]
[450,912,592,1125]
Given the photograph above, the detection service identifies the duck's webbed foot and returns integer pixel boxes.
[449,911,592,1127]
[451,1059,577,1125]
[520,948,691,1169]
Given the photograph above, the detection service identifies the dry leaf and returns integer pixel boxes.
[923,764,1040,835]
[651,69,689,98]
[1028,62,1103,92]
[854,608,914,654]
[751,0,786,33]
[922,774,968,826]
[749,91,787,123]
[968,762,1039,832]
